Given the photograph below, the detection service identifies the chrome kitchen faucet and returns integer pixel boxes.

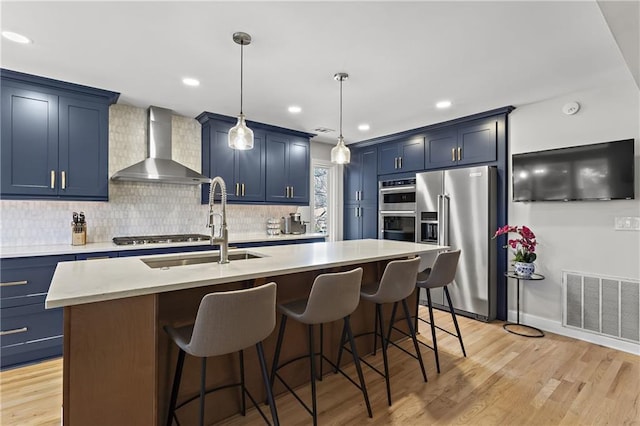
[208,176,229,264]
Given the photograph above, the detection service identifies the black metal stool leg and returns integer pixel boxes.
[402,298,427,382]
[269,314,287,393]
[345,316,373,418]
[444,286,466,357]
[376,303,392,406]
[373,305,379,356]
[335,320,347,373]
[319,323,324,380]
[200,357,206,426]
[166,349,185,426]
[239,350,246,416]
[426,288,440,373]
[256,342,280,426]
[308,325,318,426]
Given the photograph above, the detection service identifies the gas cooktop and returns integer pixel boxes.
[112,234,210,246]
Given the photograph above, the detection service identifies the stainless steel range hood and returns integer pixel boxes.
[111,106,210,185]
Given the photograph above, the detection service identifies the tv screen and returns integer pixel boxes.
[513,139,635,201]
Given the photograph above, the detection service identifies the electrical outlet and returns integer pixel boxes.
[614,216,640,231]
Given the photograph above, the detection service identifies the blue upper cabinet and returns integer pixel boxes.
[200,117,265,203]
[197,112,313,205]
[265,133,309,204]
[0,69,118,201]
[426,118,497,169]
[378,136,425,175]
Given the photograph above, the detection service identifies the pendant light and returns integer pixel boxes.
[229,32,254,150]
[331,72,351,164]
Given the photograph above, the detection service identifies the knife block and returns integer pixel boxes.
[72,223,87,246]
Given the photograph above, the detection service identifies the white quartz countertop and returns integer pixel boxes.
[0,232,327,258]
[46,239,447,309]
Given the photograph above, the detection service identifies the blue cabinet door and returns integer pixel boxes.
[378,143,399,175]
[58,97,109,200]
[457,119,497,166]
[345,146,377,204]
[361,204,378,239]
[203,121,236,202]
[343,205,361,240]
[236,130,265,202]
[360,147,378,204]
[1,85,59,197]
[287,137,309,204]
[425,129,458,169]
[265,133,289,203]
[398,137,425,172]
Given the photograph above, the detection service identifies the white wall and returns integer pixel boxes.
[508,81,640,331]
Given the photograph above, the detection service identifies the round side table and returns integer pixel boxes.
[503,272,545,338]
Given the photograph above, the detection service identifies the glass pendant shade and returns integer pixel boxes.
[331,136,350,164]
[228,114,254,150]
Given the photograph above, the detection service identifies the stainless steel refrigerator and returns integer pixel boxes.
[416,165,497,321]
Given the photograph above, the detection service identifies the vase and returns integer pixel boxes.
[514,261,535,278]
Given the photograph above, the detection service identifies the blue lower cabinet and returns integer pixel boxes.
[0,303,63,369]
[75,251,119,261]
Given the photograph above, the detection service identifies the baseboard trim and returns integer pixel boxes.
[507,310,640,355]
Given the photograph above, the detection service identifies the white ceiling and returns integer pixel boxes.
[1,1,634,144]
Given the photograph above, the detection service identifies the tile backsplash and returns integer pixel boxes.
[0,104,295,247]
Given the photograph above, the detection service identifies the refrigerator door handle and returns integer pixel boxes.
[439,194,450,246]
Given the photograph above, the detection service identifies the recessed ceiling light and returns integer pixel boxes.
[436,100,452,109]
[182,78,200,87]
[2,31,32,44]
[358,124,370,131]
[288,105,302,114]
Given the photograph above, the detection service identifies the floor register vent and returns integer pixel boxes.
[563,271,639,343]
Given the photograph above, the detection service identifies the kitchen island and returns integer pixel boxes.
[47,239,446,425]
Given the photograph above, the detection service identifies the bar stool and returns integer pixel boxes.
[339,256,425,406]
[415,249,466,373]
[164,283,279,426]
[269,267,372,426]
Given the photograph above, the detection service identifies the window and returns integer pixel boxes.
[310,160,340,241]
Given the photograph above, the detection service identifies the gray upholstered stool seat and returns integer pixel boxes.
[342,256,426,406]
[415,249,466,373]
[270,267,372,426]
[164,283,279,426]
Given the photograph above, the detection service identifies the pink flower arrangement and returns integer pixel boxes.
[493,225,537,263]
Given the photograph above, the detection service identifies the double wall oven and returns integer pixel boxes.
[378,178,416,242]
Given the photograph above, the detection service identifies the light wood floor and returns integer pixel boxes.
[1,308,638,425]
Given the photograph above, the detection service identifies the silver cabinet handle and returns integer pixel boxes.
[394,157,398,169]
[285,187,288,197]
[355,207,359,217]
[0,327,28,336]
[1,280,28,287]
[61,170,66,190]
[451,148,455,162]
[241,183,245,197]
[50,170,56,189]
[399,157,403,168]
[457,147,462,161]
[290,186,294,198]
[235,183,240,196]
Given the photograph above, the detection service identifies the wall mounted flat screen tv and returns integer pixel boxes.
[513,139,635,201]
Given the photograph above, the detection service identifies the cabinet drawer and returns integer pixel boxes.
[0,303,63,350]
[0,255,74,306]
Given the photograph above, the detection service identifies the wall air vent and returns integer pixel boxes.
[313,127,335,133]
[563,271,639,343]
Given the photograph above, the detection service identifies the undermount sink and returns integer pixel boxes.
[142,251,263,269]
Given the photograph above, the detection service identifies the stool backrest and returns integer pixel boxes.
[300,267,363,324]
[419,250,461,289]
[187,282,277,357]
[373,257,422,303]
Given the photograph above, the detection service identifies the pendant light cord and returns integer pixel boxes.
[339,77,343,138]
[240,42,244,115]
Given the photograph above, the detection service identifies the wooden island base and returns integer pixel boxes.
[63,258,415,425]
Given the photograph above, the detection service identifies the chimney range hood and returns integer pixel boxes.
[111,106,210,185]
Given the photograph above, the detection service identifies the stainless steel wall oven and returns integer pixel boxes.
[379,178,417,242]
